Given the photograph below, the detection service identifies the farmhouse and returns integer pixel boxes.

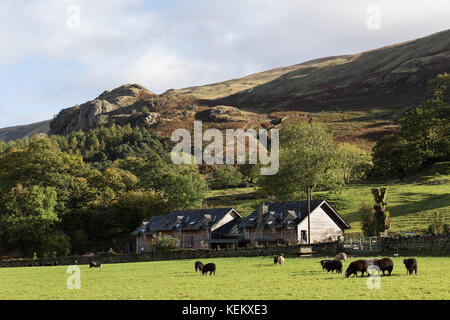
[241,200,351,245]
[132,208,246,252]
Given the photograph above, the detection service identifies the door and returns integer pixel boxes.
[301,230,307,244]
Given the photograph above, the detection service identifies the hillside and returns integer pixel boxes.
[1,29,449,143]
[0,120,50,142]
[186,30,450,111]
[205,175,450,236]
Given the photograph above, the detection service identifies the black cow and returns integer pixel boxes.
[202,263,216,276]
[370,258,394,276]
[345,260,369,278]
[195,261,204,272]
[323,259,343,274]
[89,261,102,268]
[403,258,418,275]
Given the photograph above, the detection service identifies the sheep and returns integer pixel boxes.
[323,259,343,274]
[274,254,284,265]
[195,261,204,272]
[367,258,381,265]
[370,258,394,276]
[202,263,216,276]
[345,260,369,278]
[403,258,418,275]
[320,259,332,271]
[89,261,102,268]
[334,253,347,261]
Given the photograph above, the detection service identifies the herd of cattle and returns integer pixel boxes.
[192,253,419,277]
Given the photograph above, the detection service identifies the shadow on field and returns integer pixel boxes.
[254,264,274,268]
[290,271,324,276]
[389,194,450,217]
[173,273,199,277]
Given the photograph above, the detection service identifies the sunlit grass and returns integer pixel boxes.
[0,256,448,300]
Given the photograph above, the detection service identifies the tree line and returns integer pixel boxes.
[0,125,209,257]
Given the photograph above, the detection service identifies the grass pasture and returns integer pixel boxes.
[205,175,450,235]
[0,256,449,300]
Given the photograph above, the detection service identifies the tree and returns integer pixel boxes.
[209,165,244,189]
[336,143,372,183]
[371,73,450,178]
[162,166,210,210]
[111,190,169,232]
[0,184,59,256]
[360,202,377,236]
[259,122,345,201]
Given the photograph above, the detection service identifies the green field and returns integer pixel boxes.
[0,256,449,300]
[205,170,450,235]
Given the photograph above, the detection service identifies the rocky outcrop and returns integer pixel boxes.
[195,106,248,123]
[49,84,156,135]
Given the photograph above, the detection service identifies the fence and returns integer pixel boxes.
[343,236,381,252]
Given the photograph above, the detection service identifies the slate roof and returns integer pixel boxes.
[240,200,350,230]
[132,207,240,236]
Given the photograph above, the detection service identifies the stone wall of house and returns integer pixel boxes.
[246,228,298,245]
[136,229,211,252]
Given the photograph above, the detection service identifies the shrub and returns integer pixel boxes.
[360,202,377,236]
[155,233,180,250]
[426,212,448,235]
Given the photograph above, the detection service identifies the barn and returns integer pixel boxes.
[241,200,351,245]
[132,208,246,252]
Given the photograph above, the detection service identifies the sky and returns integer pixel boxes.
[0,0,449,128]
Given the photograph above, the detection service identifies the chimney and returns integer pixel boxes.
[255,202,267,241]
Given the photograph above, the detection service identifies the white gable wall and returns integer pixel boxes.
[211,210,239,231]
[297,204,344,243]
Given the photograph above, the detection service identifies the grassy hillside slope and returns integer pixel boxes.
[205,163,450,235]
[187,30,450,112]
